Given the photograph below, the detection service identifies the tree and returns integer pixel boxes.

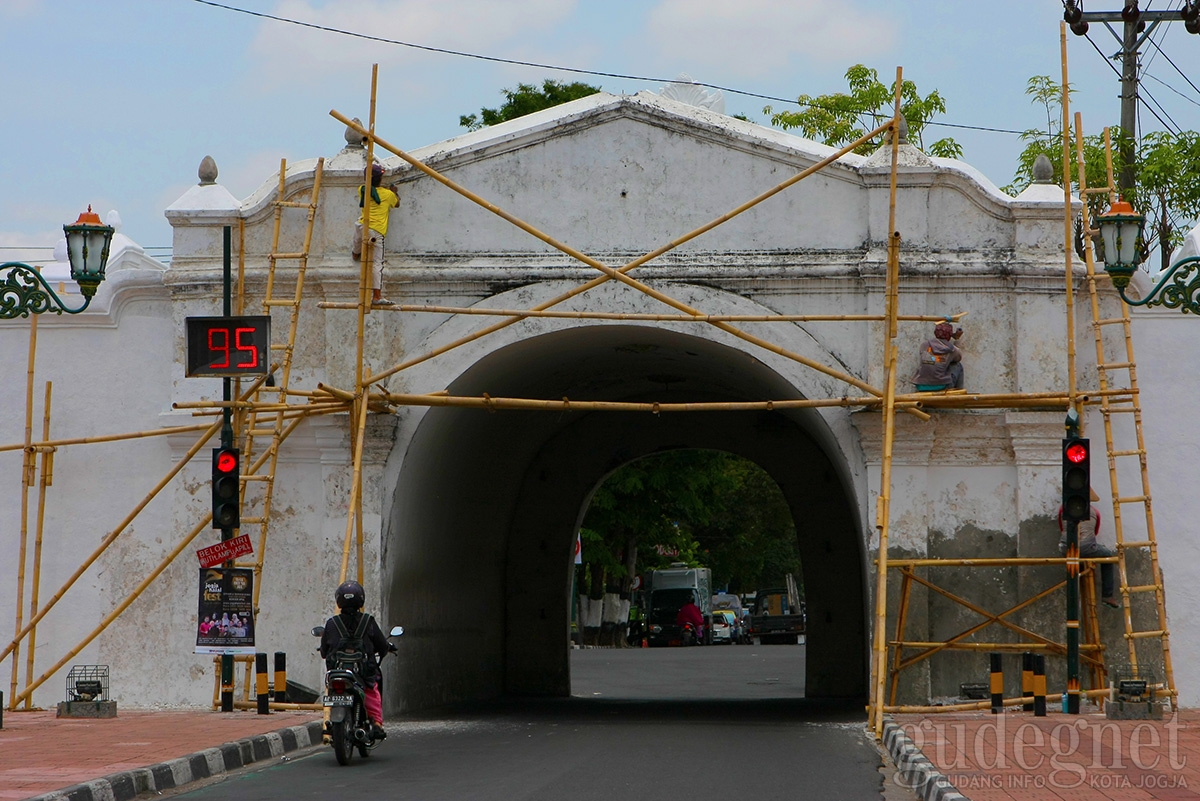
[460,79,602,131]
[576,449,801,644]
[764,64,963,159]
[1007,76,1200,272]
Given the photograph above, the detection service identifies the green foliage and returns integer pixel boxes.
[764,64,962,158]
[579,450,800,595]
[460,79,602,131]
[1007,76,1200,270]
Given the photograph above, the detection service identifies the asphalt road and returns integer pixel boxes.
[175,644,895,800]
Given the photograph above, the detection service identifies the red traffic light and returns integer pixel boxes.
[1065,442,1088,464]
[216,450,238,473]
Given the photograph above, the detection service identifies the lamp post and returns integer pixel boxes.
[0,207,115,320]
[1098,200,1200,315]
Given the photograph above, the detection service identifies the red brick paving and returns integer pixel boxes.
[893,708,1200,800]
[0,707,320,800]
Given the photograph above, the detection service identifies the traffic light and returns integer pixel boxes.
[1062,438,1091,523]
[212,447,240,530]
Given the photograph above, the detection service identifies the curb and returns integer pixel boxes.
[26,720,324,801]
[882,717,969,801]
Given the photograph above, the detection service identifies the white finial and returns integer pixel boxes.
[105,210,122,231]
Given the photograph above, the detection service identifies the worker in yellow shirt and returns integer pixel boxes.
[352,162,400,305]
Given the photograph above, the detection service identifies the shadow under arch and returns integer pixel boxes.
[384,324,866,712]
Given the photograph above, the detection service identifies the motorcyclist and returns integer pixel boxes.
[320,580,393,740]
[675,594,705,640]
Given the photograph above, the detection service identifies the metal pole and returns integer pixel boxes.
[1065,415,1082,713]
[222,225,234,546]
[1119,0,1139,194]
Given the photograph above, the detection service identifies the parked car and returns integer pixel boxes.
[711,610,737,644]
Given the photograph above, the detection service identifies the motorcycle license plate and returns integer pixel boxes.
[323,695,354,706]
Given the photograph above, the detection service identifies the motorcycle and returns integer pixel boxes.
[311,623,403,765]
[680,620,703,647]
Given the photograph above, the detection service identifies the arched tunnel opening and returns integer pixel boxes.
[383,325,867,713]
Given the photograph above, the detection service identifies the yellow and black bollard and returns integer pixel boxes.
[1033,654,1047,717]
[256,653,270,715]
[1022,652,1034,712]
[274,651,287,703]
[990,653,1003,714]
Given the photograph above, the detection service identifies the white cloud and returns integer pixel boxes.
[251,0,577,83]
[0,0,43,19]
[646,0,896,79]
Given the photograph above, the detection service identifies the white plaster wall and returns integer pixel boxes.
[1131,304,1200,706]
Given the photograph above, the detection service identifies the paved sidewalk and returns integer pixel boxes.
[0,707,322,800]
[889,708,1200,800]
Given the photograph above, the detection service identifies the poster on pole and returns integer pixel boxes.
[195,567,256,655]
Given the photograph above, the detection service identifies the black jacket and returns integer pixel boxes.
[320,610,389,686]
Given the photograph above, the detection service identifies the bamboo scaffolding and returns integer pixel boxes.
[334,110,892,398]
[0,374,274,670]
[22,382,52,709]
[0,415,222,673]
[890,569,1102,677]
[10,415,308,706]
[317,301,969,325]
[901,569,1104,669]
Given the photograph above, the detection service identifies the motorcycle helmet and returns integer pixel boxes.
[335,580,365,610]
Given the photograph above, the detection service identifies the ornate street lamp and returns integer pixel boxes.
[1096,199,1144,290]
[1097,200,1200,315]
[0,206,115,319]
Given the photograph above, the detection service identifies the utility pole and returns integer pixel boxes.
[1064,0,1200,194]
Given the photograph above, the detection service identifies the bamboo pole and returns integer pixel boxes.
[870,68,905,739]
[379,391,912,414]
[883,686,1115,714]
[22,382,52,708]
[1061,22,1079,415]
[885,556,1118,568]
[9,312,38,709]
[316,301,968,325]
[887,569,913,706]
[229,699,324,712]
[0,422,220,453]
[339,392,372,584]
[893,642,1103,652]
[335,109,891,396]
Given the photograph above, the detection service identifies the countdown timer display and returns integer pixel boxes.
[186,316,271,377]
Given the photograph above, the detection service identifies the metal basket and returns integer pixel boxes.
[65,665,109,702]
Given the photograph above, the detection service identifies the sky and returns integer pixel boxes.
[1,0,1198,262]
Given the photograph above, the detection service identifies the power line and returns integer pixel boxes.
[188,0,1024,136]
[1143,29,1200,100]
[1083,31,1180,134]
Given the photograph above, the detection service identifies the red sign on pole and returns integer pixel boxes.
[197,534,254,569]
